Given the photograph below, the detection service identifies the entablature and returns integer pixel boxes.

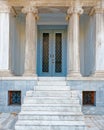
[0,0,99,7]
[0,0,100,15]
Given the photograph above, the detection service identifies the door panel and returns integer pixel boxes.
[37,29,66,76]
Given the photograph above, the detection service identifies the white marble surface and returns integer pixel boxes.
[0,109,104,130]
[15,79,85,130]
[0,113,18,130]
[0,13,10,70]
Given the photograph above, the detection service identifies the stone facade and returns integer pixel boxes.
[0,0,104,112]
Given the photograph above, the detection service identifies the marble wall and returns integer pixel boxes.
[68,80,104,107]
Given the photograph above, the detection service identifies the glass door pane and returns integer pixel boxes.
[42,33,49,72]
[55,33,62,73]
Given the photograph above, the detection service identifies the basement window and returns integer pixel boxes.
[8,91,21,105]
[83,91,96,106]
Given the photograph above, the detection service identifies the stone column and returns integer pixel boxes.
[91,2,104,77]
[0,5,12,77]
[67,6,83,77]
[22,6,38,76]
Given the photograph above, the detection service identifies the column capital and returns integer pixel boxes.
[0,5,11,13]
[89,1,104,16]
[22,6,38,14]
[22,6,38,19]
[66,6,83,20]
[89,7,104,16]
[67,6,83,15]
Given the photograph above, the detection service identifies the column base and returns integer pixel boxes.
[0,70,13,77]
[67,71,82,77]
[92,71,104,77]
[23,71,37,77]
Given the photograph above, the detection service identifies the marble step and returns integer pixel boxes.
[38,81,67,86]
[26,90,78,97]
[22,103,81,107]
[21,106,81,112]
[38,77,66,81]
[15,120,86,130]
[18,114,84,121]
[24,96,78,100]
[23,98,79,104]
[35,85,70,91]
[15,120,85,126]
[19,111,83,115]
[15,125,86,130]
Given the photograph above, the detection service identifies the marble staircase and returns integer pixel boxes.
[15,77,86,130]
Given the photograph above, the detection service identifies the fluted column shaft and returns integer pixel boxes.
[22,6,38,76]
[91,3,104,77]
[0,5,12,77]
[67,6,83,77]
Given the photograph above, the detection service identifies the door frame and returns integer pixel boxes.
[37,25,67,77]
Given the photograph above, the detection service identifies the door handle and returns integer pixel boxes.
[52,59,54,63]
[50,54,54,58]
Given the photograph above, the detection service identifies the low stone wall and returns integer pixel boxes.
[0,79,37,112]
[0,78,104,112]
[68,80,104,107]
